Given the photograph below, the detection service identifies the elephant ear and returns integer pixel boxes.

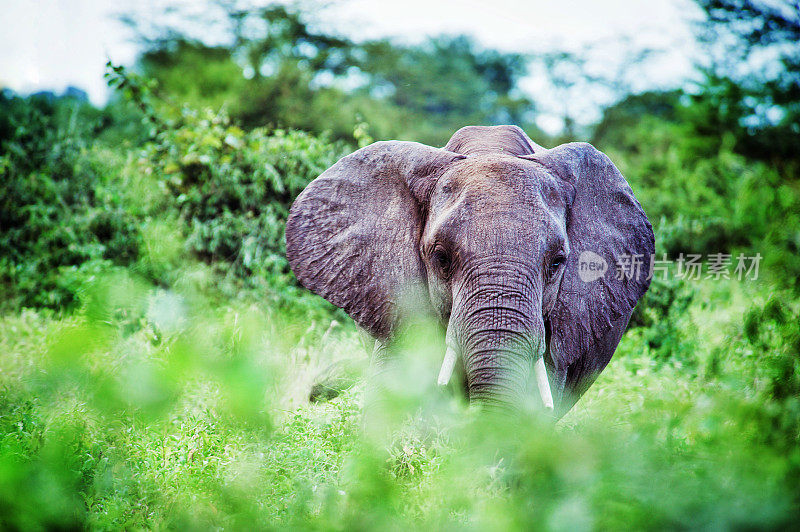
[445,125,545,156]
[532,143,655,415]
[286,141,465,339]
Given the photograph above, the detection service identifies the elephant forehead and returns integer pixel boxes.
[427,165,565,253]
[436,155,561,212]
[448,155,557,196]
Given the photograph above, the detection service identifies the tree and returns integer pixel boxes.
[692,0,800,163]
[360,35,535,129]
[124,2,542,145]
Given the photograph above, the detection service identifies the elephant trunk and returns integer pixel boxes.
[462,327,536,407]
[441,264,553,410]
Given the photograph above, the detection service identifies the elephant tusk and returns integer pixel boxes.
[534,356,554,410]
[437,320,458,386]
[437,345,457,386]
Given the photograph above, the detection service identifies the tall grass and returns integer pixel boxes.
[0,271,797,529]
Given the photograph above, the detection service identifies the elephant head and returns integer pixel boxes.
[286,125,654,417]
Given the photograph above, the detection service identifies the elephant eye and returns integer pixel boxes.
[549,254,567,278]
[431,245,452,276]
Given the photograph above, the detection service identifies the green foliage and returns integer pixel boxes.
[106,62,349,319]
[358,35,536,144]
[0,277,798,529]
[591,90,681,149]
[693,0,800,164]
[598,101,800,292]
[138,40,248,114]
[739,295,800,447]
[589,1,800,297]
[132,5,541,145]
[0,65,350,318]
[628,273,697,364]
[0,91,141,311]
[138,105,345,288]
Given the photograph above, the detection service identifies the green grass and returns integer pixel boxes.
[0,275,798,530]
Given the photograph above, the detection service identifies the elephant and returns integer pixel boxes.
[286,125,654,418]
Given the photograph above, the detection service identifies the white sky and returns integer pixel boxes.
[0,0,704,132]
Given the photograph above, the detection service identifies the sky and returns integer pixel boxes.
[0,0,704,132]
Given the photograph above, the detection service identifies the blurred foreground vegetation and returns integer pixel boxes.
[1,1,799,529]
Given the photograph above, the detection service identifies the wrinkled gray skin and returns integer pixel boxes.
[286,126,654,418]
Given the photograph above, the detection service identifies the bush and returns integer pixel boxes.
[628,273,697,365]
[0,92,141,311]
[101,63,350,310]
[741,296,800,444]
[136,108,346,287]
[0,69,349,316]
[601,102,800,292]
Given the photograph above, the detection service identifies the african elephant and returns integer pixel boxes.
[286,125,654,418]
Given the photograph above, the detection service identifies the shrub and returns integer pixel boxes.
[628,273,697,365]
[603,106,800,292]
[135,109,346,287]
[0,68,349,315]
[741,295,800,411]
[103,63,349,304]
[0,92,141,311]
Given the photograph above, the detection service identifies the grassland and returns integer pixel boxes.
[1,272,797,530]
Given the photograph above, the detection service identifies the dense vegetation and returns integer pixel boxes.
[1,1,798,528]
